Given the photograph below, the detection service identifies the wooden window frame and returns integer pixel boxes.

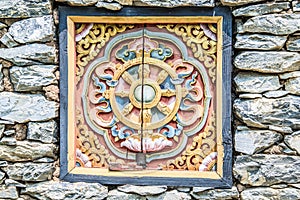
[59,6,232,187]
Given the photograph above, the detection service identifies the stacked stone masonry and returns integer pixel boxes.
[0,0,299,199]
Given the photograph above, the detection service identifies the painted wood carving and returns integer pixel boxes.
[60,7,232,186]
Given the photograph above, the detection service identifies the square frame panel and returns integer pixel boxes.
[59,6,232,187]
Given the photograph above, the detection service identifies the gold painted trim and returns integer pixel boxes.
[70,167,221,179]
[68,16,222,24]
[67,17,76,171]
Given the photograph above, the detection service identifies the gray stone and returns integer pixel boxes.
[0,92,58,123]
[176,187,190,192]
[138,0,214,7]
[0,33,19,48]
[233,2,289,17]
[279,142,297,155]
[234,95,300,129]
[234,51,300,73]
[235,34,287,50]
[241,14,300,35]
[118,185,167,195]
[0,0,52,18]
[293,1,300,12]
[285,131,300,154]
[55,0,98,6]
[96,2,123,10]
[3,130,15,136]
[0,64,4,92]
[241,187,300,200]
[270,184,288,189]
[235,129,282,155]
[0,124,4,138]
[27,120,58,144]
[108,189,145,200]
[287,37,300,51]
[22,181,108,200]
[3,162,54,182]
[221,0,264,6]
[234,154,300,186]
[263,90,289,98]
[269,125,293,134]
[10,65,57,91]
[9,15,55,44]
[5,179,26,188]
[0,170,5,182]
[0,44,57,66]
[279,71,300,80]
[234,72,281,93]
[33,157,55,163]
[147,190,191,200]
[285,77,300,95]
[0,186,18,199]
[0,22,7,29]
[0,161,8,167]
[0,136,17,146]
[239,93,262,99]
[191,187,239,200]
[0,140,58,162]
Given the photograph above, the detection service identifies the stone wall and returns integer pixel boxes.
[0,0,299,199]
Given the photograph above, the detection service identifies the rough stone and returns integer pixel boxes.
[0,124,4,137]
[14,124,27,141]
[293,1,300,12]
[5,179,26,188]
[234,95,300,129]
[263,90,289,98]
[96,2,123,10]
[0,64,4,92]
[285,131,300,154]
[232,2,290,17]
[0,92,59,123]
[0,161,8,167]
[234,72,281,93]
[0,140,58,162]
[107,189,144,200]
[0,136,17,146]
[269,125,293,134]
[3,162,54,182]
[235,34,287,50]
[239,93,262,99]
[0,0,52,18]
[191,187,239,200]
[55,0,98,6]
[147,190,192,200]
[176,187,190,192]
[234,51,300,73]
[221,0,264,6]
[3,130,15,136]
[118,185,167,195]
[137,0,214,7]
[235,129,282,155]
[33,157,55,163]
[241,187,300,200]
[287,37,300,51]
[22,181,108,200]
[10,65,57,91]
[0,44,57,66]
[0,33,19,48]
[234,154,300,186]
[241,14,300,35]
[0,170,5,182]
[0,22,7,29]
[27,120,58,143]
[0,186,18,199]
[9,15,55,44]
[285,77,300,95]
[279,71,300,80]
[192,187,213,193]
[43,85,59,102]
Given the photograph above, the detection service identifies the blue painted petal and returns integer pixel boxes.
[92,75,106,93]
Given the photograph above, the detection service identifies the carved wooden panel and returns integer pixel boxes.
[59,7,232,187]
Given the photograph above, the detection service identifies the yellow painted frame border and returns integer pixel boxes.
[67,16,224,180]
